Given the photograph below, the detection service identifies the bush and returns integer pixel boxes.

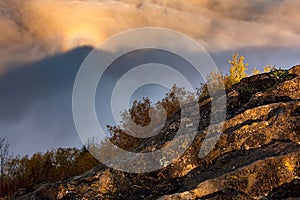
[197,71,224,99]
[224,53,249,88]
[106,85,195,151]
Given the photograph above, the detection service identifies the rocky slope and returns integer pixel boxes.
[18,66,300,200]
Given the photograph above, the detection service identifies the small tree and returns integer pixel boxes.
[225,53,249,88]
[106,85,195,151]
[197,71,224,98]
[0,138,9,179]
[0,137,9,196]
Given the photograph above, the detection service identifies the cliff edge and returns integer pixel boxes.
[18,66,300,200]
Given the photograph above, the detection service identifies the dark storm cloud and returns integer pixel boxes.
[0,44,299,155]
[0,46,93,154]
[0,46,92,124]
[1,0,300,155]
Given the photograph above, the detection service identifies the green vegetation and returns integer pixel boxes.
[270,69,294,83]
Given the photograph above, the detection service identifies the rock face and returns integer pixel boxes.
[18,66,300,200]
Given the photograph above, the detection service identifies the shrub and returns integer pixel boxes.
[224,53,249,88]
[197,71,224,99]
[270,68,293,83]
[263,64,275,73]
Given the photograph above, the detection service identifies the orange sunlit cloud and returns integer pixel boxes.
[1,0,300,73]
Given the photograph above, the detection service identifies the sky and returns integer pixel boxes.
[0,0,300,155]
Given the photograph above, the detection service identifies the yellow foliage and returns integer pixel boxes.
[263,64,275,73]
[197,53,251,96]
[251,68,260,75]
[225,53,249,88]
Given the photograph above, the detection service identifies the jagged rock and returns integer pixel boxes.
[18,184,57,200]
[267,178,300,199]
[289,65,300,76]
[159,142,300,199]
[17,66,300,200]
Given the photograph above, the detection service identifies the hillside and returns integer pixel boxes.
[17,65,300,200]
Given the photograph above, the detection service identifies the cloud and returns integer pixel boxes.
[1,0,300,155]
[0,46,92,154]
[1,0,300,74]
